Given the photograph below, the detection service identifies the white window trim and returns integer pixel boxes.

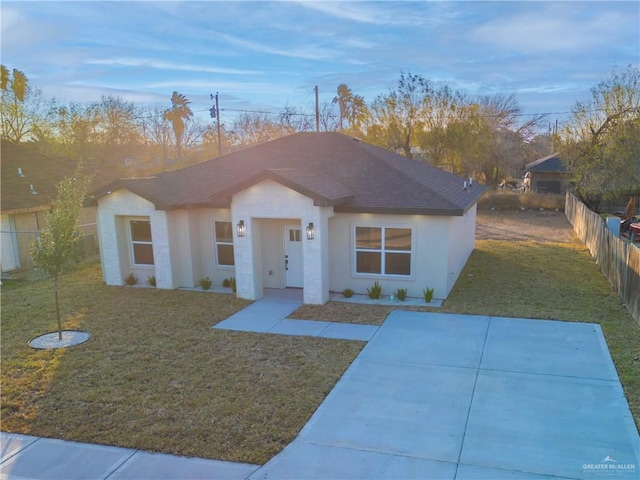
[128,217,154,267]
[352,224,415,279]
[214,220,235,268]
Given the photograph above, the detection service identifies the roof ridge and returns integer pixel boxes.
[526,152,562,169]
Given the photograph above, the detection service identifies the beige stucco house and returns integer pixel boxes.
[86,132,486,304]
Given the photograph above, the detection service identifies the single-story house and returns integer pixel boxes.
[1,141,117,273]
[525,153,568,194]
[86,132,486,304]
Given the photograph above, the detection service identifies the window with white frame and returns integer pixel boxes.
[355,226,412,276]
[214,221,235,266]
[129,219,154,265]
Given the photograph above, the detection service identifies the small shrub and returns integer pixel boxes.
[124,273,138,285]
[423,287,434,303]
[229,277,237,293]
[367,281,382,300]
[342,288,355,298]
[146,275,156,287]
[222,278,231,288]
[395,288,407,301]
[199,277,212,290]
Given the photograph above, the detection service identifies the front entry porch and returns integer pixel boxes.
[230,178,334,305]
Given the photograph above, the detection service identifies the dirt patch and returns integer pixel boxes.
[476,210,576,243]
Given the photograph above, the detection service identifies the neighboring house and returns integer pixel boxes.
[86,132,486,304]
[1,141,117,273]
[525,153,568,194]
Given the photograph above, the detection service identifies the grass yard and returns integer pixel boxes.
[292,240,640,429]
[0,263,364,464]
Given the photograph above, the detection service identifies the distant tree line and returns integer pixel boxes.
[2,64,638,205]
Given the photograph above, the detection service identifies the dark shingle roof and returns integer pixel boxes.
[526,153,567,173]
[1,141,118,213]
[86,132,486,216]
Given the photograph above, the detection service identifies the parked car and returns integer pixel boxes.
[620,216,640,242]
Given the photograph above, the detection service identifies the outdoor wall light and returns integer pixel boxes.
[306,222,315,240]
[236,220,246,237]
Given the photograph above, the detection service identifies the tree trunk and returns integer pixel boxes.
[54,272,62,340]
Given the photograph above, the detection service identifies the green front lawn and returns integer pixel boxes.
[0,264,364,464]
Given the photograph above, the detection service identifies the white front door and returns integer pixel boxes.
[284,224,303,288]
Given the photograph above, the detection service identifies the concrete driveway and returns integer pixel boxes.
[251,311,640,479]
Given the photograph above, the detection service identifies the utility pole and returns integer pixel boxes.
[314,85,320,132]
[210,92,222,156]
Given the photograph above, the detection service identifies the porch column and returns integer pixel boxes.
[302,207,332,304]
[96,207,122,285]
[152,210,175,289]
[232,216,262,301]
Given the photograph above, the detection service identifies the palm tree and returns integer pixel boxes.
[333,84,352,130]
[348,94,368,132]
[163,91,193,160]
[1,65,9,91]
[333,84,368,132]
[11,69,27,102]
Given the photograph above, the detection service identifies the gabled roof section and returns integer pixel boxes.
[209,168,354,207]
[84,177,178,210]
[526,153,567,173]
[1,140,118,214]
[85,132,486,216]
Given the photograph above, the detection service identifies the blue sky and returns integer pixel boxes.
[2,1,638,129]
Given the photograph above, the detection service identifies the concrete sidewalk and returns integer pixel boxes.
[0,432,259,479]
[2,310,639,480]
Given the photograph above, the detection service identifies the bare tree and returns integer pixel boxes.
[559,66,640,209]
[141,106,173,168]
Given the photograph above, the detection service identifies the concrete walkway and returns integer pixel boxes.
[213,288,379,341]
[2,306,639,479]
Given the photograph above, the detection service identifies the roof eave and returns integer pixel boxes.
[335,206,467,216]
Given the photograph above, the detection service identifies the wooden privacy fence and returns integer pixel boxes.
[565,193,640,325]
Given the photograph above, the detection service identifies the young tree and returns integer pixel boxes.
[31,166,91,340]
[558,66,640,210]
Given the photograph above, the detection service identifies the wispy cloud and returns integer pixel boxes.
[293,1,448,27]
[145,80,295,96]
[469,4,633,55]
[214,32,336,60]
[85,58,262,76]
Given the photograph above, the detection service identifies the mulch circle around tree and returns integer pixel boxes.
[28,330,91,350]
